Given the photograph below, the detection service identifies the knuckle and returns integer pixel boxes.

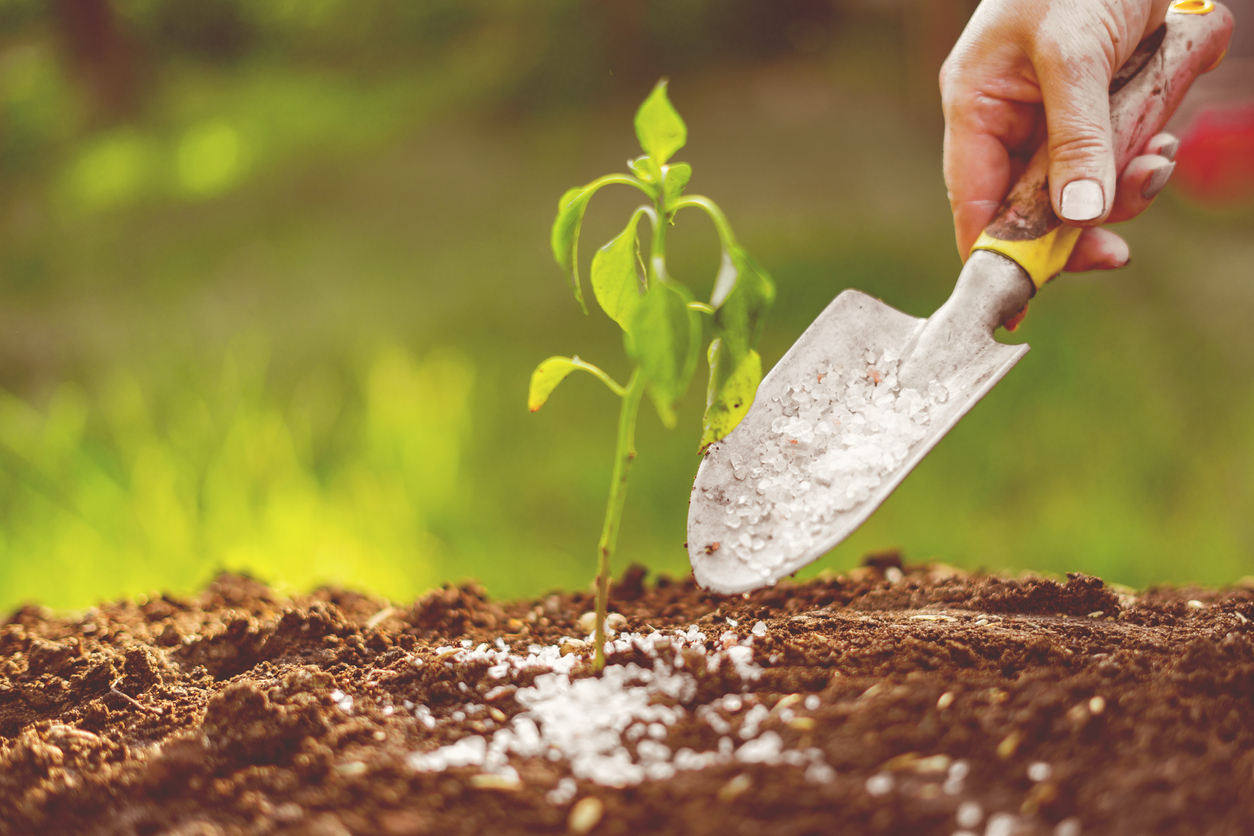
[1048,131,1110,168]
[938,59,950,92]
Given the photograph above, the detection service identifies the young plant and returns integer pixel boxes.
[529,80,774,670]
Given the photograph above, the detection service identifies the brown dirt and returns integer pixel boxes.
[2,558,1253,836]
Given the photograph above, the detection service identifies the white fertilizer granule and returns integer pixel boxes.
[716,349,946,571]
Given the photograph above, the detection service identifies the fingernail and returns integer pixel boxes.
[1060,179,1105,222]
[1148,133,1180,161]
[1108,237,1131,268]
[1142,161,1176,200]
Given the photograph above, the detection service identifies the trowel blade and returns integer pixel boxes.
[687,289,1028,594]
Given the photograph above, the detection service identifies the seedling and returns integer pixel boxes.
[529,80,775,670]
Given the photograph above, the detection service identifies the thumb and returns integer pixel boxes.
[1037,54,1116,225]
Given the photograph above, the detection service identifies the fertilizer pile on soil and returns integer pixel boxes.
[2,560,1253,836]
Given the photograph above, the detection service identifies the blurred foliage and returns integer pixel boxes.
[0,340,472,607]
[0,0,1251,613]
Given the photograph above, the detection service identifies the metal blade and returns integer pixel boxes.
[687,288,1028,594]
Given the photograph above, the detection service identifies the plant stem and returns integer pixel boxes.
[649,193,668,287]
[589,173,654,198]
[592,181,666,672]
[593,368,646,671]
[671,195,737,248]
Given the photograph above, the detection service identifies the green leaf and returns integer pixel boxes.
[591,216,644,331]
[551,186,595,314]
[661,163,691,207]
[626,282,701,428]
[701,340,762,452]
[529,356,582,412]
[529,356,624,411]
[711,245,775,358]
[635,80,687,166]
[628,155,659,186]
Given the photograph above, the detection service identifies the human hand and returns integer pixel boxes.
[941,0,1191,271]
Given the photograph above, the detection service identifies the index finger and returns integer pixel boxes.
[943,109,1013,261]
[942,90,1044,261]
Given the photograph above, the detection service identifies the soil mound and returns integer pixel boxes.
[2,561,1252,836]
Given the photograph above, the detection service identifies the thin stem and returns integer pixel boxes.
[687,301,715,315]
[648,207,668,288]
[591,176,665,672]
[671,195,737,249]
[569,357,626,397]
[637,205,660,230]
[593,368,646,671]
[589,174,654,199]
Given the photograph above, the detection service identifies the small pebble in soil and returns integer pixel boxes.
[1088,696,1106,715]
[937,691,955,710]
[567,797,604,835]
[996,729,1023,759]
[470,771,522,791]
[718,773,753,802]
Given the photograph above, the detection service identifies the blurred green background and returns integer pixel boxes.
[1,0,1251,613]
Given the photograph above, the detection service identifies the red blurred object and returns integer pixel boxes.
[1172,104,1254,205]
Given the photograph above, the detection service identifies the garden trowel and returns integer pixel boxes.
[687,1,1233,594]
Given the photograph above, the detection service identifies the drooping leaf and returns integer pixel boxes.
[701,340,762,452]
[626,281,701,428]
[528,356,621,412]
[529,356,582,412]
[635,80,687,166]
[712,245,775,358]
[551,186,595,314]
[591,217,644,331]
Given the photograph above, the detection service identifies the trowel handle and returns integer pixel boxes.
[969,0,1233,293]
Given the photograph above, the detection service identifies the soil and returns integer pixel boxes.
[2,557,1253,836]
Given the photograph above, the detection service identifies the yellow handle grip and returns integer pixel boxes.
[970,226,1083,292]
